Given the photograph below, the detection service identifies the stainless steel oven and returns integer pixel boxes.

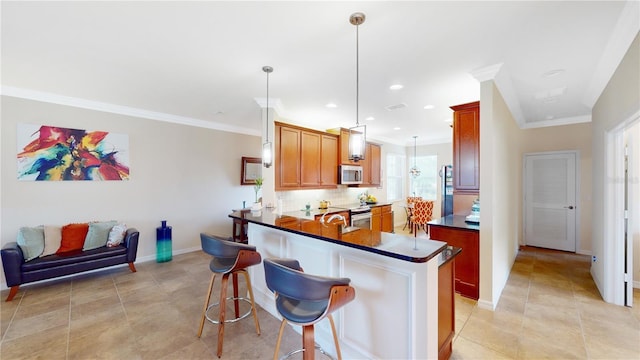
[351,207,372,230]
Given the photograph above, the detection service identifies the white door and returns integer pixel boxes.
[524,152,577,252]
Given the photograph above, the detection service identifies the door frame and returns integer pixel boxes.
[604,110,639,306]
[522,150,580,252]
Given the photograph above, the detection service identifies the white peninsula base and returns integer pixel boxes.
[247,223,440,359]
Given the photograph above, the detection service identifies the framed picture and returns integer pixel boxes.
[241,157,262,185]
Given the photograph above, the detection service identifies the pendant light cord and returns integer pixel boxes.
[266,70,270,142]
[355,24,360,127]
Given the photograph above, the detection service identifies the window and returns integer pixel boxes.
[409,155,438,200]
[386,153,405,202]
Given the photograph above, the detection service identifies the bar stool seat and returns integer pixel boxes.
[197,233,262,358]
[264,258,355,360]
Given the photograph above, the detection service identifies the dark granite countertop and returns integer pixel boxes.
[230,210,447,263]
[438,246,462,267]
[428,215,480,231]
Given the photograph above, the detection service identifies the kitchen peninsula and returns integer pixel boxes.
[230,210,458,359]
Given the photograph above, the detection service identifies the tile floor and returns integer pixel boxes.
[1,231,639,359]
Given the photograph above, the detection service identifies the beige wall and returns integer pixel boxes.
[478,81,522,308]
[1,96,261,286]
[519,123,593,253]
[591,33,640,299]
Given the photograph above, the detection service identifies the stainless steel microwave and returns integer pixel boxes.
[340,165,363,185]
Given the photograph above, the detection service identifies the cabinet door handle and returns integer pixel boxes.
[564,206,574,210]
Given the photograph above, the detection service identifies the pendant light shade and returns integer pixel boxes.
[262,66,273,168]
[409,136,421,177]
[348,12,366,162]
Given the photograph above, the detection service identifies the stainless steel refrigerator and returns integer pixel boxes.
[440,165,453,217]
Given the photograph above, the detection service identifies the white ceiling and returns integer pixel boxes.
[2,1,637,146]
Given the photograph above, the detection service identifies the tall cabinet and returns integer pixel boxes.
[450,101,480,214]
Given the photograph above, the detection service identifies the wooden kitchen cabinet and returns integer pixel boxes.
[438,256,455,360]
[320,134,338,187]
[300,130,321,187]
[327,128,357,165]
[275,122,338,190]
[362,142,381,187]
[326,127,381,187]
[371,205,393,233]
[451,101,479,194]
[429,217,479,300]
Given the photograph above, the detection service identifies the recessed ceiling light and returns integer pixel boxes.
[393,127,401,130]
[365,116,375,121]
[389,84,403,90]
[423,105,435,110]
[542,69,565,78]
[326,103,337,108]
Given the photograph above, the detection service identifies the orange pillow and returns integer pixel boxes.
[56,223,89,254]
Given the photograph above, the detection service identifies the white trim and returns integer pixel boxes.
[477,299,495,311]
[603,110,640,305]
[470,63,503,82]
[521,115,592,129]
[1,86,261,137]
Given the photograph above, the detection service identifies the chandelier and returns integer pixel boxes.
[409,136,421,177]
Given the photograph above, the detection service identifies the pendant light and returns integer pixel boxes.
[262,65,273,168]
[348,12,366,162]
[409,135,421,177]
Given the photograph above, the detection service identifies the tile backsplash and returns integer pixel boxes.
[276,187,384,212]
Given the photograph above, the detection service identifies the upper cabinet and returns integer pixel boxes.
[450,101,480,194]
[275,122,338,191]
[327,127,381,188]
[361,142,381,187]
[327,127,358,165]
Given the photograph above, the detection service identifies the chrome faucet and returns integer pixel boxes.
[326,214,347,227]
[319,212,347,226]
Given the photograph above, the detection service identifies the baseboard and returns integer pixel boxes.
[576,249,592,256]
[477,298,495,311]
[634,280,640,289]
[1,247,202,291]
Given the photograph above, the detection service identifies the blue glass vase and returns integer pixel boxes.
[156,220,172,263]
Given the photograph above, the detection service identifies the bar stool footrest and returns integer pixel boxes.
[204,296,254,324]
[280,345,335,360]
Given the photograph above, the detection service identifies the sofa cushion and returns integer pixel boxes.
[107,223,127,247]
[57,223,89,254]
[17,226,44,261]
[23,245,127,272]
[83,221,117,251]
[42,225,62,257]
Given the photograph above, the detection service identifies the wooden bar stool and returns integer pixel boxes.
[197,233,262,358]
[263,258,355,360]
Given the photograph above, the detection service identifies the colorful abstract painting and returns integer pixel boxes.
[17,123,130,181]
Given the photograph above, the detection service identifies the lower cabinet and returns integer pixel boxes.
[372,205,393,233]
[429,224,479,300]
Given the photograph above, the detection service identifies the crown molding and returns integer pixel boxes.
[470,63,503,82]
[1,86,261,137]
[520,114,592,129]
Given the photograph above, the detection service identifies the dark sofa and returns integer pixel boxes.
[1,228,139,301]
